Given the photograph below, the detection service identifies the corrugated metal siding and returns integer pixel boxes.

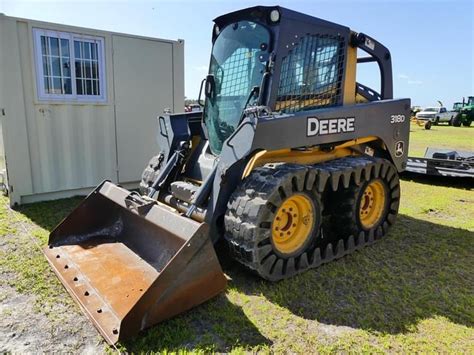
[28,105,117,193]
[113,35,173,183]
[0,16,34,199]
[15,20,117,194]
[0,15,4,172]
[0,15,184,205]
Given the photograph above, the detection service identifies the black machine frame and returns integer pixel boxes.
[153,6,410,241]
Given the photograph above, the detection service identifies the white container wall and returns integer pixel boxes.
[0,14,184,205]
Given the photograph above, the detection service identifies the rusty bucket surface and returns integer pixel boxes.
[43,181,227,344]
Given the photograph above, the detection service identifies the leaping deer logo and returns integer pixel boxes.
[395,141,404,157]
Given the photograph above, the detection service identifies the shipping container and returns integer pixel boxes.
[0,13,184,206]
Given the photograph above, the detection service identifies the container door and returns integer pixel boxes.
[0,109,7,192]
[112,36,174,184]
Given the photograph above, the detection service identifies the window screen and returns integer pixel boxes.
[74,41,101,96]
[40,36,72,95]
[275,35,345,113]
[34,29,105,101]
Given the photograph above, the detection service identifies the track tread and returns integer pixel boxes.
[224,156,400,281]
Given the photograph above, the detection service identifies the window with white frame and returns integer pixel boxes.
[33,29,106,102]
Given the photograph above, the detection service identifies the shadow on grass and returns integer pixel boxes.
[15,196,84,234]
[121,294,271,352]
[401,172,474,190]
[16,197,473,348]
[226,214,474,334]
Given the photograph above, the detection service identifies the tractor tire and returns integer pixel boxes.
[224,164,323,281]
[424,121,432,130]
[327,161,399,240]
[453,115,462,127]
[449,117,454,126]
[462,121,472,127]
[139,153,164,196]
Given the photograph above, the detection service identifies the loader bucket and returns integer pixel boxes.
[43,181,227,345]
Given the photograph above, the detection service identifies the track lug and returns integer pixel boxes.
[352,168,363,186]
[335,239,345,259]
[387,212,396,225]
[299,252,309,270]
[311,248,322,267]
[256,245,273,260]
[286,257,296,276]
[375,226,383,239]
[391,186,401,199]
[380,163,389,178]
[373,162,382,178]
[316,170,330,192]
[355,232,365,249]
[330,173,341,191]
[363,165,372,181]
[386,167,396,182]
[273,258,284,278]
[261,254,277,275]
[305,170,317,191]
[342,171,351,188]
[323,243,334,262]
[366,230,375,244]
[346,235,355,252]
[389,177,399,189]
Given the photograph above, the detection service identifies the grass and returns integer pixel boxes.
[0,124,473,353]
[408,122,473,157]
[0,197,83,314]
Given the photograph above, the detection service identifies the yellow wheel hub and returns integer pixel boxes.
[271,194,314,255]
[359,180,386,229]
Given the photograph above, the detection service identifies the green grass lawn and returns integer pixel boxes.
[408,123,473,157]
[1,179,473,353]
[0,124,473,353]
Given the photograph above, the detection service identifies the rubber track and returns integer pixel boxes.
[224,156,400,281]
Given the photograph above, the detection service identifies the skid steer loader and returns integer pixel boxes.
[44,6,410,344]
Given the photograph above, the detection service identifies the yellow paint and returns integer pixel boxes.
[343,43,358,105]
[275,96,335,112]
[359,179,386,229]
[242,136,378,178]
[355,93,370,103]
[271,194,314,255]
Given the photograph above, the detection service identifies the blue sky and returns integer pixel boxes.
[1,0,472,108]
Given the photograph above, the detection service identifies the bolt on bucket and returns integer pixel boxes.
[43,181,227,345]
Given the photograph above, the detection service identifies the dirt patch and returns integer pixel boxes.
[0,200,106,353]
[0,284,105,353]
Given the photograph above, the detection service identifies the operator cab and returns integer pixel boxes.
[200,6,393,158]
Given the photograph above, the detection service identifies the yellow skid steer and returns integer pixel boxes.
[44,6,410,344]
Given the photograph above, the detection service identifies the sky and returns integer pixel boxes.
[1,0,472,108]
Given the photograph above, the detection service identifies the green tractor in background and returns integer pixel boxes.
[453,96,473,127]
[452,102,464,112]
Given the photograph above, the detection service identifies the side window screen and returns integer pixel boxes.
[276,35,345,113]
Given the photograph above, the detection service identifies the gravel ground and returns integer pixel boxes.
[0,284,103,353]
[0,200,106,354]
